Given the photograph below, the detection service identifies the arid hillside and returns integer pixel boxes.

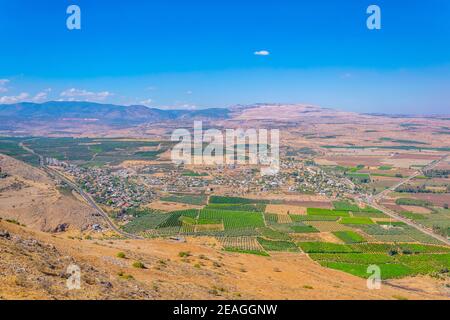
[0,154,101,232]
[0,219,449,300]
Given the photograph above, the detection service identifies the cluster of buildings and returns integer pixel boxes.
[290,164,359,197]
[64,165,156,209]
[52,154,364,211]
[139,166,209,193]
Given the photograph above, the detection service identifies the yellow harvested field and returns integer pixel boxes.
[425,186,447,193]
[145,201,202,211]
[195,223,224,232]
[304,221,354,232]
[289,232,343,244]
[265,204,307,215]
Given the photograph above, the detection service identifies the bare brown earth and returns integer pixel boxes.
[0,220,448,300]
[289,232,342,243]
[265,204,307,215]
[145,201,203,211]
[400,205,433,214]
[0,154,101,232]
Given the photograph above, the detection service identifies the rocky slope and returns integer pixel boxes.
[1,219,448,300]
[0,154,101,232]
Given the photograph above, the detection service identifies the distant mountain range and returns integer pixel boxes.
[0,101,230,125]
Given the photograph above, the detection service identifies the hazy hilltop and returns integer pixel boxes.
[0,101,230,126]
[1,102,450,139]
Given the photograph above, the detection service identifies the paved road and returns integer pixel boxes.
[373,156,447,201]
[367,201,450,245]
[45,166,142,239]
[364,154,450,245]
[19,141,141,239]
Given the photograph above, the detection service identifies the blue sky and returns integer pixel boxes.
[1,0,449,113]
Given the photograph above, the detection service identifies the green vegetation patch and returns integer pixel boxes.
[205,203,266,212]
[297,242,355,253]
[376,221,407,227]
[397,254,450,274]
[257,227,290,241]
[290,225,320,233]
[199,209,265,230]
[351,211,387,218]
[197,218,222,225]
[346,173,371,183]
[257,238,299,252]
[180,216,197,225]
[396,243,450,254]
[399,211,426,220]
[332,201,383,217]
[264,213,279,224]
[124,207,162,218]
[209,195,270,204]
[310,248,450,279]
[160,194,207,205]
[318,261,413,279]
[290,215,339,222]
[333,231,366,244]
[122,212,171,233]
[395,198,432,207]
[307,208,350,217]
[0,138,40,165]
[310,253,395,265]
[20,137,171,165]
[332,201,360,212]
[339,217,374,225]
[349,243,396,253]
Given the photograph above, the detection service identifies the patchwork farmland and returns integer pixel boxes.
[119,196,450,280]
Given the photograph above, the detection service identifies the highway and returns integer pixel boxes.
[363,154,450,245]
[45,166,143,239]
[19,141,141,239]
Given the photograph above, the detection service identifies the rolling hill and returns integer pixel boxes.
[0,101,230,126]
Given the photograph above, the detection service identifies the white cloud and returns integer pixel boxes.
[32,88,51,102]
[0,79,10,93]
[0,92,29,104]
[186,90,193,95]
[60,88,113,101]
[139,98,153,106]
[158,104,198,110]
[254,50,270,56]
